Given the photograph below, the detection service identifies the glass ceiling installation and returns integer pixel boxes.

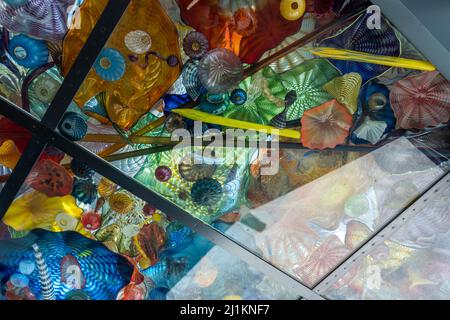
[0,0,449,300]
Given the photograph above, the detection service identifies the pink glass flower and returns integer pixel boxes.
[390,71,450,129]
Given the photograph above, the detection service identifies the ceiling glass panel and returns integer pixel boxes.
[0,145,299,300]
[324,174,450,299]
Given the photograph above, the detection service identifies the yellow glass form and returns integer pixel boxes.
[172,109,301,139]
[62,0,182,130]
[311,47,436,71]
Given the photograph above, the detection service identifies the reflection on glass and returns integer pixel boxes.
[0,145,297,300]
[324,176,450,299]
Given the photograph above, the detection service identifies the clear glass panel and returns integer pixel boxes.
[324,175,450,300]
[0,114,32,191]
[0,0,95,119]
[0,145,298,300]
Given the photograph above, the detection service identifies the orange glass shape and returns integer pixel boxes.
[62,0,182,130]
[177,0,303,64]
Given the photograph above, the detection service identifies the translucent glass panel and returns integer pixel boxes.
[224,138,447,287]
[0,145,298,300]
[324,176,450,300]
[0,0,93,119]
[0,114,31,191]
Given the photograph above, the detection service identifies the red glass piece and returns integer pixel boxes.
[176,0,303,64]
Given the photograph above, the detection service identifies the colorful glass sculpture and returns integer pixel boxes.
[181,59,204,101]
[271,59,340,122]
[26,159,73,197]
[353,116,388,145]
[62,0,182,130]
[81,211,102,231]
[155,166,172,182]
[270,90,299,128]
[72,178,97,205]
[191,178,223,207]
[176,0,303,64]
[390,71,450,129]
[377,30,426,86]
[323,72,362,114]
[0,117,32,152]
[93,48,126,82]
[223,73,286,125]
[301,99,353,150]
[0,140,21,169]
[58,112,88,141]
[198,93,229,115]
[182,31,209,59]
[351,82,396,145]
[0,229,133,300]
[70,159,94,179]
[29,69,61,104]
[179,156,216,182]
[280,0,306,21]
[173,108,301,138]
[2,191,82,231]
[295,235,351,287]
[198,48,243,94]
[230,88,247,105]
[259,13,316,74]
[8,34,49,69]
[319,12,400,83]
[97,177,117,198]
[0,0,76,41]
[55,213,78,232]
[108,191,135,214]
